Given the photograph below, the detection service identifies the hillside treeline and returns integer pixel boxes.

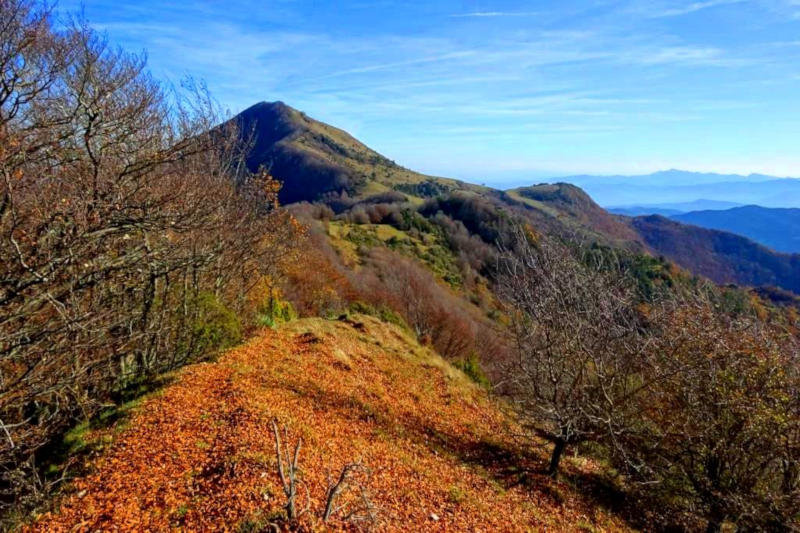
[0,0,300,516]
[291,191,800,530]
[497,228,800,531]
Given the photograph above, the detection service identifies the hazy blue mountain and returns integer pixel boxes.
[497,170,776,191]
[609,206,684,217]
[543,170,800,208]
[609,199,743,216]
[554,169,779,188]
[672,205,800,253]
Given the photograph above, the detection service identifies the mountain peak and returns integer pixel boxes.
[226,101,438,204]
[242,100,291,112]
[236,100,299,131]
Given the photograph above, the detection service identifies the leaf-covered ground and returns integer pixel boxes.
[29,316,631,531]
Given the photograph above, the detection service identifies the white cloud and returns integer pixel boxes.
[649,0,746,17]
[450,11,540,18]
[311,51,477,79]
[634,46,726,64]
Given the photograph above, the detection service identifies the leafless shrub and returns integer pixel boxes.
[270,420,310,521]
[496,225,655,477]
[323,461,378,525]
[269,420,378,529]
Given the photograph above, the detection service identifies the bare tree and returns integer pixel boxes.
[496,224,799,528]
[323,461,377,525]
[496,225,654,477]
[270,420,309,521]
[0,0,301,517]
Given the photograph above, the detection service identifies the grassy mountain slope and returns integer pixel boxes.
[230,101,482,204]
[502,183,646,250]
[30,316,629,532]
[231,101,800,295]
[672,205,800,253]
[631,215,800,293]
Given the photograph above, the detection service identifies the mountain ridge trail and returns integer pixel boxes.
[29,316,631,532]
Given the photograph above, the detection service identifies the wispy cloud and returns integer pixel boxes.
[311,51,477,79]
[629,45,733,66]
[60,0,800,178]
[649,0,745,18]
[450,11,539,18]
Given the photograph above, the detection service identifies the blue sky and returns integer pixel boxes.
[60,1,800,184]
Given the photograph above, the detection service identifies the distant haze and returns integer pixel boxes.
[533,170,800,209]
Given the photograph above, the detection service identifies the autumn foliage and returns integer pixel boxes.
[281,216,508,371]
[497,227,800,531]
[0,0,300,515]
[28,316,630,531]
[3,1,800,530]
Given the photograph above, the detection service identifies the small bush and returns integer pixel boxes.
[454,353,490,388]
[348,302,411,332]
[447,485,467,504]
[191,292,243,355]
[378,307,410,331]
[348,301,376,316]
[256,292,297,328]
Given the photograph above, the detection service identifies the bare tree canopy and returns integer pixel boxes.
[496,225,653,477]
[622,301,800,532]
[0,0,300,515]
[497,224,800,530]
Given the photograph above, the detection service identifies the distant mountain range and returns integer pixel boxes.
[608,200,743,217]
[227,102,800,295]
[551,170,800,208]
[609,203,800,254]
[672,205,800,254]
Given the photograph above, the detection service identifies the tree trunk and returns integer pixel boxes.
[548,438,567,479]
[705,505,725,533]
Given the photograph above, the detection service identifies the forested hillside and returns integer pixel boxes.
[631,215,800,293]
[230,101,800,297]
[672,205,800,253]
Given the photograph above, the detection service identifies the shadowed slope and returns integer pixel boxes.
[672,205,800,254]
[631,215,800,293]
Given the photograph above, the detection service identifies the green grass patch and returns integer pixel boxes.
[453,353,491,388]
